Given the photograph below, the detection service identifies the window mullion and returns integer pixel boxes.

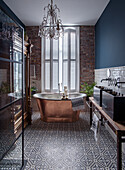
[68,30,70,91]
[50,39,53,92]
[43,38,45,92]
[69,29,77,92]
[62,34,64,90]
[58,39,59,91]
[44,38,51,92]
[75,31,77,91]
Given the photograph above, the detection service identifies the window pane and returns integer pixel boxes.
[59,38,62,85]
[0,39,11,60]
[63,32,68,59]
[53,62,58,90]
[13,32,23,54]
[63,61,68,87]
[0,61,13,109]
[45,62,50,90]
[70,61,76,90]
[0,60,22,109]
[13,62,22,94]
[71,32,76,59]
[13,51,22,62]
[45,39,50,59]
[53,39,58,60]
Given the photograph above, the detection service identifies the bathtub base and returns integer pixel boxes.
[36,99,80,123]
[42,116,79,123]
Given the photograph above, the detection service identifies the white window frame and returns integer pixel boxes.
[41,27,80,93]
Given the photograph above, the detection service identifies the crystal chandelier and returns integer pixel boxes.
[38,0,64,40]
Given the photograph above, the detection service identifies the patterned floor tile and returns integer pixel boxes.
[2,111,125,170]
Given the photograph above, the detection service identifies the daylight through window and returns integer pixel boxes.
[41,27,79,93]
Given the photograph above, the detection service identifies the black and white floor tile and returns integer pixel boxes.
[2,112,125,170]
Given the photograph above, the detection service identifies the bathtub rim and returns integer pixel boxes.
[33,92,86,101]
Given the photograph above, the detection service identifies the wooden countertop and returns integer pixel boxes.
[89,97,125,132]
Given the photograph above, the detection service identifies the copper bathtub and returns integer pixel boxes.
[33,93,86,122]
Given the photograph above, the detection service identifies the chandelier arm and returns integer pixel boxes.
[55,8,60,20]
[48,4,51,10]
[44,5,49,11]
[53,4,57,10]
[54,6,60,13]
[54,12,57,24]
[52,15,55,25]
[47,10,51,23]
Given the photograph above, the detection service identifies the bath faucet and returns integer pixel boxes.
[101,78,112,82]
[115,81,125,86]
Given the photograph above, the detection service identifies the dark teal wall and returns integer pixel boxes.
[0,0,25,29]
[95,0,125,69]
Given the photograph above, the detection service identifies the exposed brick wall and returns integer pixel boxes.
[26,26,41,91]
[26,26,95,92]
[80,26,95,89]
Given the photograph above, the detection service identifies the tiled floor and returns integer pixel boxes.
[3,112,125,170]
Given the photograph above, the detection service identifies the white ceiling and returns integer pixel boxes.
[3,0,110,26]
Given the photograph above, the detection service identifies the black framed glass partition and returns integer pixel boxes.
[0,6,24,169]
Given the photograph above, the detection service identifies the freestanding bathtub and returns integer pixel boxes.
[33,93,86,122]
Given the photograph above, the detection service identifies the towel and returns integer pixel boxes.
[71,97,84,111]
[91,113,100,142]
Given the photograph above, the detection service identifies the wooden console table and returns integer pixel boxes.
[88,97,125,170]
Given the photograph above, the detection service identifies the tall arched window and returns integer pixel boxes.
[41,27,79,93]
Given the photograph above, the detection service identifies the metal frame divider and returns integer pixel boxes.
[0,6,25,169]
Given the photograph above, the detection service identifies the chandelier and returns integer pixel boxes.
[38,0,64,40]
